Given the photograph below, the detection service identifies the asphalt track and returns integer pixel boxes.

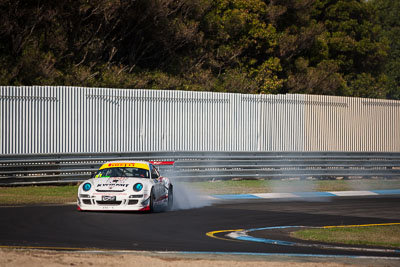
[0,195,400,259]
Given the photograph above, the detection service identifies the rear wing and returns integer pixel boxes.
[149,161,175,166]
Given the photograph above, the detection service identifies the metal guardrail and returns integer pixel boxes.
[0,152,399,185]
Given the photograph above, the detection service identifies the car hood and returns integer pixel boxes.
[91,177,146,192]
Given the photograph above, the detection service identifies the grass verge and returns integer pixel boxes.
[0,179,399,205]
[291,225,400,248]
[184,179,400,195]
[0,185,78,205]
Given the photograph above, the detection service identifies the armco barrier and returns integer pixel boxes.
[0,152,399,185]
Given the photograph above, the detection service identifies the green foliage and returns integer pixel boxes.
[347,73,388,98]
[0,0,393,98]
[287,58,348,95]
[202,0,283,93]
[371,0,400,99]
[280,0,388,96]
[249,57,284,94]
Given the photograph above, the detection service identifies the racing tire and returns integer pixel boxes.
[149,188,155,213]
[167,185,173,211]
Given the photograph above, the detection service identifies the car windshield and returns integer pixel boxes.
[95,167,149,178]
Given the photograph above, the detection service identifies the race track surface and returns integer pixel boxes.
[0,196,399,258]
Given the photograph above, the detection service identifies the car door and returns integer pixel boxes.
[155,166,168,197]
[150,164,162,199]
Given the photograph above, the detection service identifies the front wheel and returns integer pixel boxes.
[149,188,155,212]
[167,185,173,211]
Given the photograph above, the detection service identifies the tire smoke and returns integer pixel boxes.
[170,178,215,210]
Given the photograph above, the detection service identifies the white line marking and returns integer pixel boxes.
[328,191,379,196]
[253,193,298,198]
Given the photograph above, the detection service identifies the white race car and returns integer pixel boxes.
[77,161,173,212]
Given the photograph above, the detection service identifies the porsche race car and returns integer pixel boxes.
[77,161,173,212]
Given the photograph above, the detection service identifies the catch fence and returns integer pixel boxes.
[1,86,399,154]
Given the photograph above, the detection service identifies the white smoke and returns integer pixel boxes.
[269,178,316,193]
[268,178,332,202]
[170,178,215,210]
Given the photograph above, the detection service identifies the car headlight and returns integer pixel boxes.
[133,183,143,192]
[83,183,92,192]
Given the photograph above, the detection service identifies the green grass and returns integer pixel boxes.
[291,225,400,248]
[0,185,78,205]
[184,179,400,195]
[0,179,399,205]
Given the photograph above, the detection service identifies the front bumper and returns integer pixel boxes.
[77,193,150,211]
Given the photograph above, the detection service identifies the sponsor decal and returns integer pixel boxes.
[109,163,135,168]
[99,162,149,170]
[96,177,129,190]
[96,184,129,187]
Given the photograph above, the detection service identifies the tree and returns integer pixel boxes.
[371,0,400,99]
[200,0,285,93]
[0,0,391,99]
[281,0,388,97]
[0,0,209,87]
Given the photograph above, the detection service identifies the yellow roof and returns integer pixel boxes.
[99,162,149,170]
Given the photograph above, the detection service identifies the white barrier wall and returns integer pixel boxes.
[304,94,400,151]
[0,86,399,153]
